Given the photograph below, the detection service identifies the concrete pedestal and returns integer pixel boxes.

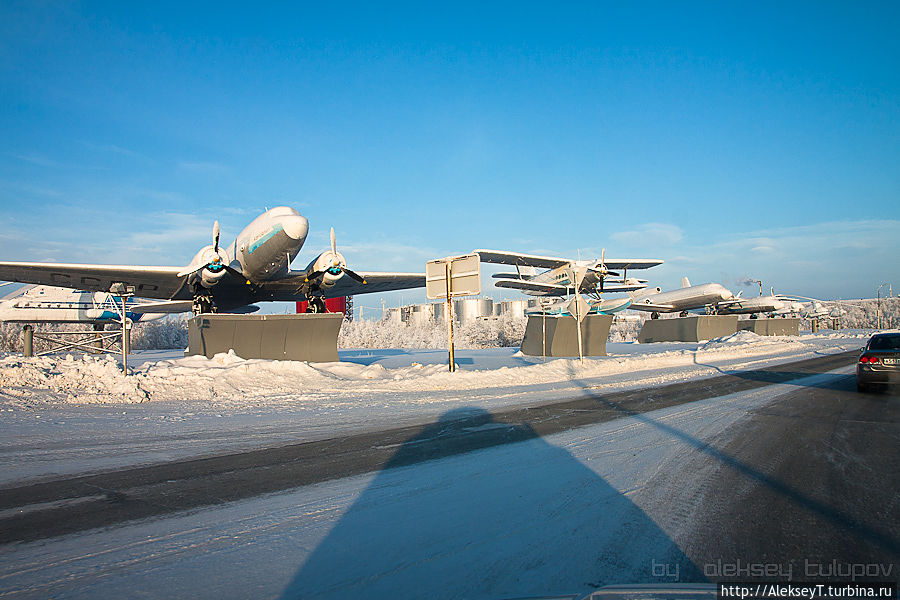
[187,313,343,362]
[520,313,613,357]
[638,315,739,343]
[737,318,799,336]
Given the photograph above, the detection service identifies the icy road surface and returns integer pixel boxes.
[0,364,863,600]
[0,330,869,485]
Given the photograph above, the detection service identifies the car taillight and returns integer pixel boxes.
[859,355,880,364]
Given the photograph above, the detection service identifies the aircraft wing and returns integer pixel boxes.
[714,299,745,307]
[493,279,573,295]
[325,272,426,297]
[260,271,426,301]
[0,261,191,300]
[475,250,663,271]
[601,259,664,270]
[628,301,676,312]
[474,250,571,270]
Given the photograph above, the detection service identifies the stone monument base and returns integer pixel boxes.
[520,313,613,357]
[737,317,799,336]
[638,315,739,343]
[187,313,343,362]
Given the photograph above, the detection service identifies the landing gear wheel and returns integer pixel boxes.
[307,297,327,313]
[651,313,660,320]
[679,311,689,318]
[192,295,216,315]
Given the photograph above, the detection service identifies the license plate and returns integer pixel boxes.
[883,358,898,365]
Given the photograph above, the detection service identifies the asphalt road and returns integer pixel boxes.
[0,348,891,553]
[678,365,900,580]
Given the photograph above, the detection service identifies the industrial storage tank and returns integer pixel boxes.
[406,304,436,327]
[383,307,403,324]
[453,298,494,325]
[498,300,528,319]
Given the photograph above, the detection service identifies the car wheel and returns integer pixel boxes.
[856,381,869,393]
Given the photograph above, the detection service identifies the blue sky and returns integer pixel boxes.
[1,1,898,313]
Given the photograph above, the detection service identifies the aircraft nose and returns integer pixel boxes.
[283,214,309,241]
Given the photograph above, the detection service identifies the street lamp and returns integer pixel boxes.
[876,283,888,330]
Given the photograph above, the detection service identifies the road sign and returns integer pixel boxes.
[425,253,482,372]
[426,253,481,299]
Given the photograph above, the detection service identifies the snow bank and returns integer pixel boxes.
[0,353,148,404]
[0,330,869,408]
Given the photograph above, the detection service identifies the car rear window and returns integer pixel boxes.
[869,335,900,350]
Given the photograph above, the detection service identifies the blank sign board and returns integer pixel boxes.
[426,253,481,299]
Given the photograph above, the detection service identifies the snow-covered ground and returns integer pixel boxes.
[0,365,856,600]
[0,330,871,486]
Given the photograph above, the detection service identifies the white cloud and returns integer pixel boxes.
[610,222,684,246]
[651,219,900,299]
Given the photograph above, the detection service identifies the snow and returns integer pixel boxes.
[0,364,856,599]
[0,330,871,485]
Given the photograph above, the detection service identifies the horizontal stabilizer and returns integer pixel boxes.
[129,300,194,314]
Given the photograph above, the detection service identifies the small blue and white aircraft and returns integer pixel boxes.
[0,285,195,324]
[0,207,425,314]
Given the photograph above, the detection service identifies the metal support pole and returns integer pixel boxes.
[121,308,128,374]
[92,323,104,354]
[23,324,33,357]
[542,310,546,362]
[575,296,584,365]
[445,261,455,373]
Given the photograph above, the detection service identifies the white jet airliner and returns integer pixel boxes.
[0,207,424,314]
[627,277,736,318]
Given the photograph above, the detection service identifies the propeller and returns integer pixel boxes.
[177,220,251,285]
[587,249,620,292]
[304,227,367,285]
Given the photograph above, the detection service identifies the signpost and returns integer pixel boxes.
[109,282,135,374]
[567,266,590,364]
[426,253,481,372]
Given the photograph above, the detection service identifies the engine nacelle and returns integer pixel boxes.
[305,250,347,289]
[185,245,229,288]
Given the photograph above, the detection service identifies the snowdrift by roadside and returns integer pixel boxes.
[0,330,869,408]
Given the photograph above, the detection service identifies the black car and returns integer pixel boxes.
[856,332,900,392]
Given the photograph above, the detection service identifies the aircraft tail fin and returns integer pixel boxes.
[681,276,691,288]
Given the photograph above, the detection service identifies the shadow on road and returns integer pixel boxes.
[280,407,703,599]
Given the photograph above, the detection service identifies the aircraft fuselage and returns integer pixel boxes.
[224,207,310,283]
[631,283,734,313]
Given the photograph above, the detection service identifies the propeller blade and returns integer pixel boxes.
[213,220,220,254]
[223,264,252,286]
[342,268,367,284]
[305,270,326,283]
[177,264,204,278]
[330,227,336,255]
